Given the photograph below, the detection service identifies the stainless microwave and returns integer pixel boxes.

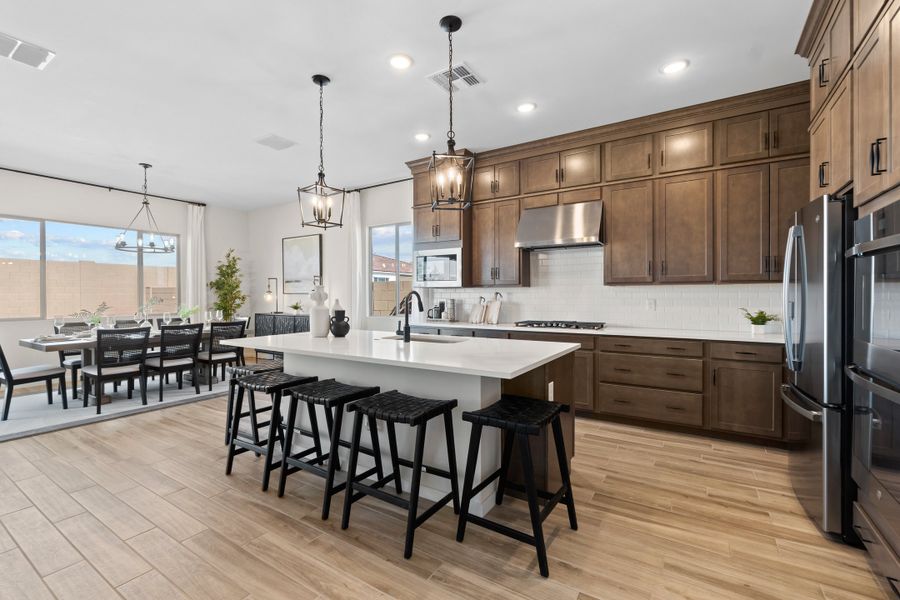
[414,246,463,288]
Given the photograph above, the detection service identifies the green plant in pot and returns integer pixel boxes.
[289,301,302,315]
[208,249,248,321]
[740,308,779,335]
[177,304,199,322]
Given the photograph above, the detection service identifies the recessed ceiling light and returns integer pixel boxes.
[414,132,430,142]
[517,102,537,113]
[660,59,690,75]
[390,54,413,70]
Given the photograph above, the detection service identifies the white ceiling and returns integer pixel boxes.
[0,0,812,209]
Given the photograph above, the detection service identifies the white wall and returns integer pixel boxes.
[0,170,250,366]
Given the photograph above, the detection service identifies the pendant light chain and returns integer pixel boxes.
[318,80,325,176]
[447,30,454,142]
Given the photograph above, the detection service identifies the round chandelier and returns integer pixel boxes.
[115,163,175,253]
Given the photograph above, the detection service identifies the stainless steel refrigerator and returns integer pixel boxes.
[781,193,850,538]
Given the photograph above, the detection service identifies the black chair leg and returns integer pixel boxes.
[551,416,578,531]
[158,371,164,403]
[71,367,79,400]
[248,390,261,448]
[2,384,12,421]
[140,372,148,406]
[59,375,68,410]
[261,391,283,492]
[456,423,483,542]
[323,406,341,472]
[367,415,384,481]
[520,432,549,578]
[225,378,236,445]
[96,377,103,415]
[495,429,514,505]
[225,385,244,475]
[127,377,134,400]
[340,411,364,530]
[278,396,299,497]
[208,364,213,392]
[443,411,460,514]
[307,403,323,463]
[192,365,200,395]
[177,371,183,390]
[404,422,427,559]
[386,421,402,494]
[45,379,53,404]
[322,405,344,520]
[83,377,90,409]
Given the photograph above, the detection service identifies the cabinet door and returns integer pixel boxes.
[709,360,782,438]
[770,104,811,157]
[656,123,713,173]
[853,20,890,206]
[494,199,523,286]
[830,0,852,80]
[471,203,495,286]
[604,134,653,181]
[655,172,714,283]
[810,37,831,118]
[494,161,520,198]
[437,209,461,242]
[716,164,770,282]
[889,3,900,188]
[856,0,888,50]
[770,159,811,278]
[604,181,654,284]
[716,111,769,164]
[810,112,831,195]
[560,145,602,188]
[560,186,602,204]
[828,73,853,193]
[572,350,594,412]
[521,153,560,194]
[521,193,558,210]
[413,172,432,207]
[472,165,495,202]
[413,207,437,243]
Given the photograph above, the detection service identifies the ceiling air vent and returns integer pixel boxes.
[427,62,482,92]
[256,134,297,151]
[0,32,55,70]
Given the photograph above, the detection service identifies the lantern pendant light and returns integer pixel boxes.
[298,74,345,229]
[428,15,474,211]
[115,163,176,253]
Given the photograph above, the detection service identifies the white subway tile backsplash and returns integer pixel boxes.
[421,246,782,333]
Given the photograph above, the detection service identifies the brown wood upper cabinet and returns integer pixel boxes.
[471,199,527,287]
[656,123,713,173]
[520,145,601,193]
[413,206,461,243]
[472,160,519,201]
[716,106,809,165]
[709,359,782,438]
[810,0,851,119]
[604,134,653,181]
[604,181,654,284]
[717,164,770,282]
[521,193,558,210]
[413,172,431,207]
[853,14,891,206]
[810,36,831,118]
[655,172,714,282]
[771,158,811,275]
[812,73,852,196]
[856,0,888,51]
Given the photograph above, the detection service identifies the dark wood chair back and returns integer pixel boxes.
[208,321,247,354]
[95,327,150,376]
[159,323,203,360]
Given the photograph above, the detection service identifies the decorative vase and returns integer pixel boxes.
[330,299,350,337]
[309,282,330,337]
[750,324,768,335]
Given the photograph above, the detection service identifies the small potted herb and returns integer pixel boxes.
[289,301,303,315]
[177,304,199,322]
[740,308,779,335]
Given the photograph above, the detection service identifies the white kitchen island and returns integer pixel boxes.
[224,329,579,516]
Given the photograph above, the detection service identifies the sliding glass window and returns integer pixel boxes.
[369,223,412,316]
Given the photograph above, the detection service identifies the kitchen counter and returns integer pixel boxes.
[414,321,785,345]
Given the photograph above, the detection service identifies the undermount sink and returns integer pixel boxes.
[379,334,466,344]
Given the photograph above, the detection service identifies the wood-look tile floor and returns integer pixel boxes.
[0,396,887,600]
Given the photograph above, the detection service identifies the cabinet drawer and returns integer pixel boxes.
[596,383,703,426]
[853,502,900,597]
[508,331,595,350]
[595,336,703,357]
[709,342,781,363]
[597,354,703,392]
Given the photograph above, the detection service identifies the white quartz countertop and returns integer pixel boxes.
[413,321,785,345]
[223,329,579,379]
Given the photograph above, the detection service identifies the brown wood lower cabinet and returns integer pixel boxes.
[596,383,703,427]
[709,359,782,438]
[572,350,595,411]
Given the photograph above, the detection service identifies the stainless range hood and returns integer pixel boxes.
[514,201,603,249]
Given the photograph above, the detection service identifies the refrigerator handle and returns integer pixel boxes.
[796,224,808,369]
[780,385,823,422]
[846,364,900,407]
[783,225,801,371]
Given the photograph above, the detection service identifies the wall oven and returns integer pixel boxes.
[413,246,463,288]
[848,199,900,594]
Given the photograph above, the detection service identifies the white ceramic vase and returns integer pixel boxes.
[309,282,330,338]
[750,324,768,336]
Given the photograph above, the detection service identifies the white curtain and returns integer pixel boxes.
[347,191,365,325]
[184,204,208,318]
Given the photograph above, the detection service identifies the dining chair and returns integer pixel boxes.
[197,321,246,391]
[0,342,67,421]
[55,321,90,400]
[144,323,203,402]
[155,317,184,328]
[115,319,140,328]
[81,327,149,414]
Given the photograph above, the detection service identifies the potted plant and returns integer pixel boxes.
[208,249,248,321]
[72,302,110,328]
[740,308,779,335]
[289,301,303,315]
[177,304,199,322]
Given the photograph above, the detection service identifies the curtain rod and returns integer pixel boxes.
[348,176,413,193]
[0,165,207,207]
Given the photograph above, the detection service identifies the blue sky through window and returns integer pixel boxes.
[371,223,412,260]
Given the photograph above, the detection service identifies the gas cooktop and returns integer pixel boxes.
[514,320,606,330]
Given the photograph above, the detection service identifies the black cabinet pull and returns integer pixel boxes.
[666,346,686,351]
[613,367,632,373]
[818,58,829,87]
[666,372,686,377]
[875,138,888,174]
[821,161,830,187]
[712,368,718,385]
[648,260,652,276]
[647,153,651,169]
[560,168,565,182]
[554,169,559,183]
[660,150,665,166]
[665,405,685,412]
[613,344,632,348]
[818,163,826,188]
[763,255,769,274]
[763,132,769,150]
[773,131,779,149]
[735,351,757,356]
[613,398,630,405]
[662,260,667,276]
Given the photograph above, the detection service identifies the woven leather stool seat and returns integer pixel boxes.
[462,394,569,435]
[288,379,380,408]
[348,390,458,425]
[227,360,283,378]
[238,370,313,393]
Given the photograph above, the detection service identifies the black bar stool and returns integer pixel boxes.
[277,379,381,519]
[341,390,460,559]
[225,370,315,490]
[224,359,284,445]
[456,394,577,578]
